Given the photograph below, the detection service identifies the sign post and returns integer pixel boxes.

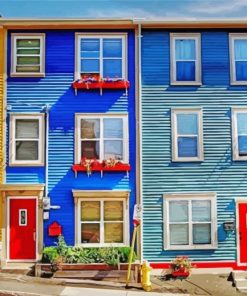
[126,204,142,288]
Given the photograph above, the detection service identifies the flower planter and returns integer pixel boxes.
[171,270,190,278]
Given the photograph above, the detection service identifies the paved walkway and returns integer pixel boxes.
[0,272,189,296]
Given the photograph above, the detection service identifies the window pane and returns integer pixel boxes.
[103,118,123,138]
[238,136,247,155]
[104,201,123,221]
[81,223,100,243]
[103,59,122,78]
[81,59,99,73]
[175,39,195,60]
[16,141,38,160]
[16,66,40,72]
[192,200,211,222]
[17,48,40,55]
[81,141,99,159]
[170,224,189,245]
[176,61,195,81]
[104,222,123,243]
[81,119,100,139]
[81,201,100,221]
[236,62,247,81]
[17,56,40,65]
[80,39,100,58]
[17,39,40,48]
[16,119,39,139]
[103,39,122,58]
[237,113,247,134]
[178,137,198,157]
[177,114,198,135]
[234,40,247,60]
[104,140,123,160]
[193,224,211,244]
[169,201,188,222]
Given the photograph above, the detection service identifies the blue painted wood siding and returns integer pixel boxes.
[141,30,247,263]
[6,30,136,246]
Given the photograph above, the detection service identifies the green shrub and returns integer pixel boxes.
[42,235,136,266]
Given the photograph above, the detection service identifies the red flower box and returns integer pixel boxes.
[171,270,190,277]
[103,163,131,172]
[101,80,130,89]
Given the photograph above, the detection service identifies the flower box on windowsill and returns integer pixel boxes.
[171,270,190,278]
[72,161,131,177]
[72,79,130,96]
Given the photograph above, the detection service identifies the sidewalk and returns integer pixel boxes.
[0,272,189,296]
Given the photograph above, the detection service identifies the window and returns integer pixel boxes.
[232,108,247,160]
[9,114,45,166]
[171,108,204,162]
[11,33,45,76]
[75,114,128,163]
[75,34,127,80]
[78,198,128,246]
[230,34,247,84]
[170,33,201,85]
[164,193,217,250]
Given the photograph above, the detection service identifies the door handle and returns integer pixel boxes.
[33,231,36,241]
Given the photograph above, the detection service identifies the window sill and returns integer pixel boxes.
[9,162,45,167]
[172,158,204,162]
[170,82,202,86]
[10,73,45,78]
[165,245,217,251]
[230,81,247,86]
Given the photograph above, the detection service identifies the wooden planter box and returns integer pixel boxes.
[35,262,140,283]
[171,270,190,278]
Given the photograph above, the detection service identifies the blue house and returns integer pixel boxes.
[0,19,137,263]
[139,21,247,269]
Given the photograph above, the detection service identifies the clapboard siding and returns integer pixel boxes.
[6,30,136,246]
[141,29,247,263]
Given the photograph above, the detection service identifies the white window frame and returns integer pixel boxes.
[77,197,129,247]
[11,33,45,77]
[19,209,27,226]
[9,113,45,166]
[164,192,217,250]
[75,113,129,164]
[171,108,204,162]
[170,33,201,85]
[75,33,127,80]
[232,107,247,161]
[229,33,247,85]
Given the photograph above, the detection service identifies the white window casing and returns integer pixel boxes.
[170,33,201,85]
[229,33,247,85]
[75,113,129,164]
[171,108,204,162]
[9,113,45,166]
[163,192,218,250]
[11,33,45,77]
[75,33,128,80]
[232,107,247,161]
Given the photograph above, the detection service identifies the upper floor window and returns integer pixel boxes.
[171,108,204,162]
[9,114,45,166]
[170,33,201,85]
[232,107,247,160]
[75,114,128,164]
[164,192,217,250]
[11,33,45,77]
[75,34,127,80]
[230,34,247,84]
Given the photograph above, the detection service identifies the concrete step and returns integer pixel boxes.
[0,262,34,275]
[237,287,247,293]
[235,278,247,288]
[232,270,247,280]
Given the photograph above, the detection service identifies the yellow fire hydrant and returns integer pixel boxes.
[141,260,152,292]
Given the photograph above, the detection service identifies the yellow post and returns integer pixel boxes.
[141,260,152,292]
[126,224,138,287]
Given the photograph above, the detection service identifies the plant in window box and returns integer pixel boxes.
[102,158,131,173]
[80,157,96,176]
[170,256,193,278]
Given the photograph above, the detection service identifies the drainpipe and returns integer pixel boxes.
[137,23,143,262]
[44,104,50,198]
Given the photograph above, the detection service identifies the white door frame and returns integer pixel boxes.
[236,199,247,266]
[7,196,38,262]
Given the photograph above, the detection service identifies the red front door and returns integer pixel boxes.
[9,198,36,260]
[239,203,247,264]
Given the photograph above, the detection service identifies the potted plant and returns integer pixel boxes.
[170,256,193,278]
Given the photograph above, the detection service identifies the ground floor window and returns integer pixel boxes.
[78,197,129,246]
[164,192,217,250]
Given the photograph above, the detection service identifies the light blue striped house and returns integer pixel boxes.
[139,22,247,268]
